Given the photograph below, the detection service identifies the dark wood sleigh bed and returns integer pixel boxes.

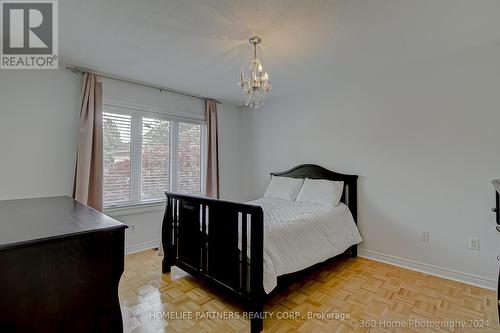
[161,164,358,333]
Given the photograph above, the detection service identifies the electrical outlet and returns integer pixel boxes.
[130,224,136,233]
[468,237,480,250]
[421,232,430,242]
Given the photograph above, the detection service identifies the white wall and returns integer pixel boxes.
[0,70,81,200]
[0,70,244,254]
[218,102,245,201]
[102,78,204,119]
[239,41,500,289]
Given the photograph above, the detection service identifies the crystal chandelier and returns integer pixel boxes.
[238,36,271,109]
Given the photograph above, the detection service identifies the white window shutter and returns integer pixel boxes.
[103,107,205,208]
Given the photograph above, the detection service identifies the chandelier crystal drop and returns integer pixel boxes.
[238,36,271,109]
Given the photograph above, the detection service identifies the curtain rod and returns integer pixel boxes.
[66,65,221,104]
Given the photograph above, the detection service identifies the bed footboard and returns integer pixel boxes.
[162,192,265,333]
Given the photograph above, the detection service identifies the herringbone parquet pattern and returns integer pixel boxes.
[119,250,499,333]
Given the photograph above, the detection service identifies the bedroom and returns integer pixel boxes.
[0,0,499,332]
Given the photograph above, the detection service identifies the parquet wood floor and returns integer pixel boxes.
[119,249,499,333]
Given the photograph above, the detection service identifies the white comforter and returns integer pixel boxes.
[247,197,362,293]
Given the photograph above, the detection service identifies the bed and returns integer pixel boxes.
[162,164,361,333]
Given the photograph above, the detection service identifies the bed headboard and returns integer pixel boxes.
[271,164,358,223]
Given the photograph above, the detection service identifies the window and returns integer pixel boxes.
[103,113,132,205]
[103,106,205,208]
[141,118,170,201]
[178,122,202,194]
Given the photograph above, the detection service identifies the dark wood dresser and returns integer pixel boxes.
[492,180,500,323]
[0,196,127,333]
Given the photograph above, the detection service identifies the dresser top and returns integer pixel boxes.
[0,196,126,251]
[493,180,500,194]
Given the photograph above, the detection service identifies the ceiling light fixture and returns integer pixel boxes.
[238,36,271,109]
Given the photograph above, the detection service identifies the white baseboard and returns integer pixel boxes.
[123,242,496,290]
[126,239,160,255]
[358,248,496,291]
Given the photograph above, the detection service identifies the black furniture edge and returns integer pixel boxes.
[492,180,500,226]
[0,196,127,252]
[0,224,127,252]
[492,179,500,194]
[0,196,127,333]
[491,180,500,323]
[162,164,358,333]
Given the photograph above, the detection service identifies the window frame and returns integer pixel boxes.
[102,100,206,210]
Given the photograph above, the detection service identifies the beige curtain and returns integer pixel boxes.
[73,73,104,211]
[205,99,220,198]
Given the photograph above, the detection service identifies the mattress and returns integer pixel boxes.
[246,197,363,294]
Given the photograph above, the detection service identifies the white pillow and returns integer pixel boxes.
[296,178,344,206]
[264,176,304,201]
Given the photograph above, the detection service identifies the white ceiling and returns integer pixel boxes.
[60,0,500,106]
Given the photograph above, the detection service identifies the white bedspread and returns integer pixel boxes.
[247,197,362,293]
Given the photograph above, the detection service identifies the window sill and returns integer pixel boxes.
[104,201,166,217]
